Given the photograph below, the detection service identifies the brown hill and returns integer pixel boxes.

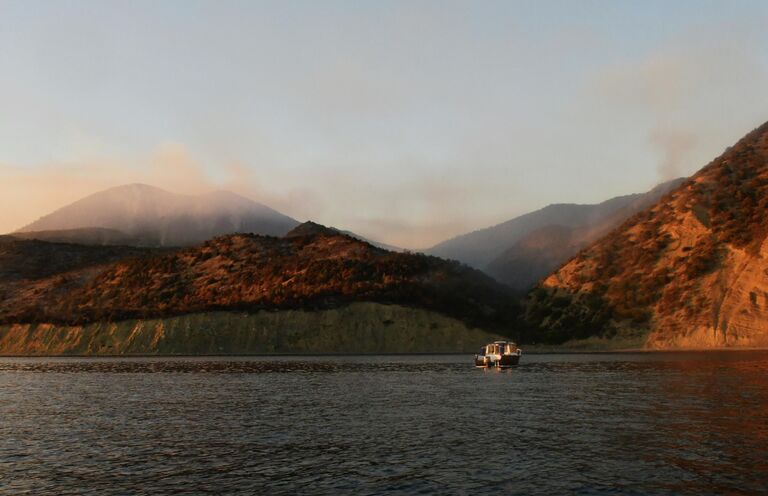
[527,121,768,348]
[0,224,520,335]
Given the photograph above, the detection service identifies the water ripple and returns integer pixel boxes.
[1,353,767,495]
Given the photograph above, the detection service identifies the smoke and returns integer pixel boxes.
[648,128,697,180]
[593,23,768,183]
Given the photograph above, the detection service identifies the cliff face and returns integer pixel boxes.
[644,234,768,349]
[528,122,768,349]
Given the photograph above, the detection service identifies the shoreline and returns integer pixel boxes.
[2,347,768,358]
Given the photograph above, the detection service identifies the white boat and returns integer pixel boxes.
[474,341,522,368]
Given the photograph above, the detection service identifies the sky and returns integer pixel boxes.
[1,0,767,249]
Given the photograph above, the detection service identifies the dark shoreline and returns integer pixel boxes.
[2,348,768,358]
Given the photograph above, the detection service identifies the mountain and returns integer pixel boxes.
[16,184,300,246]
[426,179,684,278]
[527,121,768,349]
[485,179,684,290]
[0,223,519,354]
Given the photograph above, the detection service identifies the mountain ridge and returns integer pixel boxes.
[426,178,684,290]
[17,183,300,247]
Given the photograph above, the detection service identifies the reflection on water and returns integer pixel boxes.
[1,352,767,495]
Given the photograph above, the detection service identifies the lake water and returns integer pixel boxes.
[1,352,767,495]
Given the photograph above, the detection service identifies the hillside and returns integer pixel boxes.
[16,184,299,246]
[426,179,683,277]
[0,224,521,353]
[527,121,768,349]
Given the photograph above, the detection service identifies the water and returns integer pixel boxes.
[1,352,767,495]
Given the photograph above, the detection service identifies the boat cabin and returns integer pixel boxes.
[475,340,522,368]
[479,341,518,356]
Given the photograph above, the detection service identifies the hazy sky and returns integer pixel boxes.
[1,0,767,248]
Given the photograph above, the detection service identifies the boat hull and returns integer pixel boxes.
[474,354,520,368]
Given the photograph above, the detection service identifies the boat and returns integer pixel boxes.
[474,341,522,368]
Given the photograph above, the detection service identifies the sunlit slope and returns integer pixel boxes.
[528,121,768,349]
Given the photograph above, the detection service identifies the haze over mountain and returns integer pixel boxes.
[16,184,300,247]
[527,121,768,349]
[426,179,683,289]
